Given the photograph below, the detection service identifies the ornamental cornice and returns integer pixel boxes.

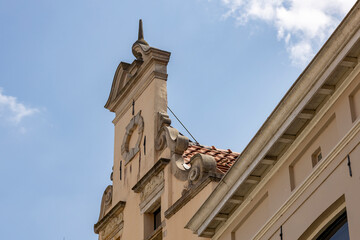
[94,201,126,235]
[132,158,170,193]
[140,171,164,203]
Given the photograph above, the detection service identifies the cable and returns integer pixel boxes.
[167,106,199,144]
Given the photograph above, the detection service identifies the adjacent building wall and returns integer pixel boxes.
[217,71,360,240]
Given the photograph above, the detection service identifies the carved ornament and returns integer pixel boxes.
[121,111,144,164]
[164,154,223,219]
[140,171,164,202]
[155,112,171,152]
[132,158,169,213]
[99,213,124,240]
[132,158,170,193]
[184,153,219,190]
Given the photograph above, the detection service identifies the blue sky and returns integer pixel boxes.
[0,0,355,239]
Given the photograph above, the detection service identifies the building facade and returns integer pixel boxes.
[95,3,360,239]
[93,20,240,240]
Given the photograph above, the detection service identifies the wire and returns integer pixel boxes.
[167,106,199,144]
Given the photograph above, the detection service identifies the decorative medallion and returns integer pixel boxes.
[121,111,144,164]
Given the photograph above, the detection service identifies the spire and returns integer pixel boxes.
[138,19,144,41]
[136,19,149,46]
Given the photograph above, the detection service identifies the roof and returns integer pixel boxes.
[183,144,240,173]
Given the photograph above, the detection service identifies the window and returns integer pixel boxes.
[144,205,162,240]
[316,211,349,240]
[153,207,161,230]
[312,147,323,167]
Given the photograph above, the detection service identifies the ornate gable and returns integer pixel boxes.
[104,20,170,114]
[104,61,143,112]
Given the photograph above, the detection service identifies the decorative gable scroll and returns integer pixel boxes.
[104,60,143,112]
[97,185,113,222]
[155,112,190,181]
[164,154,222,219]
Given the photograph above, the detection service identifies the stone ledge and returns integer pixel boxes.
[146,226,163,240]
[164,173,221,219]
[94,201,126,234]
[132,158,170,193]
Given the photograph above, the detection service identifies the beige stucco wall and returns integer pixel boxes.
[163,181,217,240]
[110,76,169,239]
[217,72,360,240]
[112,77,167,204]
[290,114,338,190]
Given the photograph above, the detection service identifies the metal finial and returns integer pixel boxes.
[136,19,149,46]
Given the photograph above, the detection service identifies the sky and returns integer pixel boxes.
[0,0,356,239]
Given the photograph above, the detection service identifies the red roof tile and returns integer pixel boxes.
[183,144,240,173]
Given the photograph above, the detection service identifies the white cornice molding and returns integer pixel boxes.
[211,60,360,240]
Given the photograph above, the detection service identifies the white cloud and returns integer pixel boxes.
[0,88,39,124]
[220,0,356,66]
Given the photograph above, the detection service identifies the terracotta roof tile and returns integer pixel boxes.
[182,144,240,174]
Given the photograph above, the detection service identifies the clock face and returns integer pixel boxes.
[121,111,144,164]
